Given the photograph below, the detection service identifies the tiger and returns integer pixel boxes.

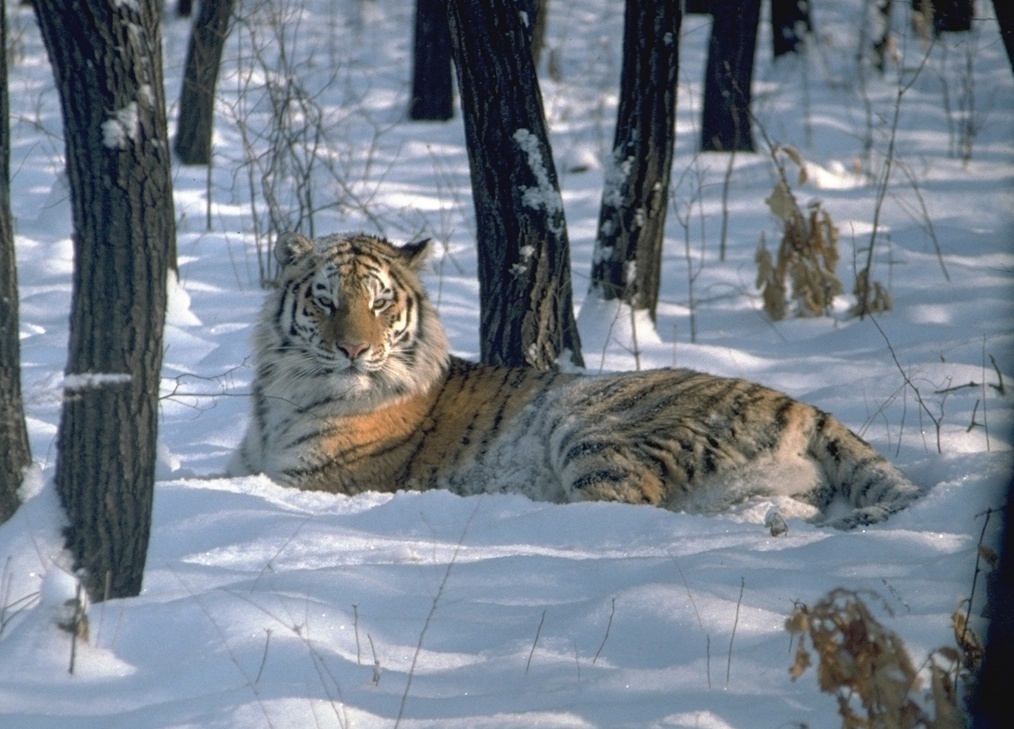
[229,231,923,529]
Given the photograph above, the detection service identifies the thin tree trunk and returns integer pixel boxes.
[34,0,176,600]
[993,0,1014,77]
[175,0,235,165]
[447,0,583,369]
[590,0,682,321]
[410,0,455,121]
[771,0,812,57]
[701,0,761,152]
[0,0,31,523]
[914,0,973,35]
[971,486,1013,729]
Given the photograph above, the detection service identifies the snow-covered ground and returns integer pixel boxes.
[2,1,1012,727]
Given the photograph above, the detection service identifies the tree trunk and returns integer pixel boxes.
[914,0,973,35]
[447,0,583,370]
[174,0,235,165]
[971,484,1014,729]
[701,0,761,152]
[771,0,812,58]
[0,0,31,523]
[410,0,455,121]
[34,0,176,600]
[590,0,682,321]
[995,0,1014,77]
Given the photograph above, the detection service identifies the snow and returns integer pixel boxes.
[100,101,139,149]
[62,373,133,390]
[2,1,1012,728]
[513,128,566,234]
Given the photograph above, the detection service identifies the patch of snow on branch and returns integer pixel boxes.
[63,373,133,390]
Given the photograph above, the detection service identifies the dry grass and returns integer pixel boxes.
[786,588,982,729]
[755,146,845,321]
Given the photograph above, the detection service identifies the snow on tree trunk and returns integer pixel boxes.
[590,0,682,322]
[447,0,583,369]
[34,0,176,600]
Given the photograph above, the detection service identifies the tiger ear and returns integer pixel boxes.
[274,232,315,268]
[400,238,432,270]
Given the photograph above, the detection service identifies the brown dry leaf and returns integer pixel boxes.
[951,609,984,671]
[765,180,798,222]
[787,589,945,729]
[790,641,812,680]
[781,144,805,169]
[927,662,965,729]
[785,608,809,635]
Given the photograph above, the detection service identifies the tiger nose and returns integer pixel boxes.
[338,341,370,360]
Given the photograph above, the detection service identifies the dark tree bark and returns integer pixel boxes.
[177,0,193,17]
[995,0,1014,77]
[0,0,31,523]
[914,0,973,35]
[34,0,176,600]
[447,0,583,369]
[771,0,812,57]
[174,0,235,165]
[410,0,455,121]
[971,481,1014,729]
[590,0,682,321]
[701,0,761,152]
[409,0,547,121]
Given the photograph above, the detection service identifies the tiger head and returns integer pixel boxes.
[260,232,450,405]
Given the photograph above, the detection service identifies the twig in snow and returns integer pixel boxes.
[368,633,381,686]
[170,572,278,729]
[394,499,481,728]
[525,609,547,674]
[669,550,711,689]
[934,381,980,395]
[352,603,361,665]
[856,41,934,319]
[726,577,745,687]
[870,314,943,453]
[255,628,272,683]
[989,355,1005,395]
[0,557,39,638]
[953,508,995,695]
[962,509,993,650]
[65,579,88,675]
[592,597,616,664]
[966,400,982,434]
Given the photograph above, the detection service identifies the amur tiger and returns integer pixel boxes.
[229,232,923,529]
